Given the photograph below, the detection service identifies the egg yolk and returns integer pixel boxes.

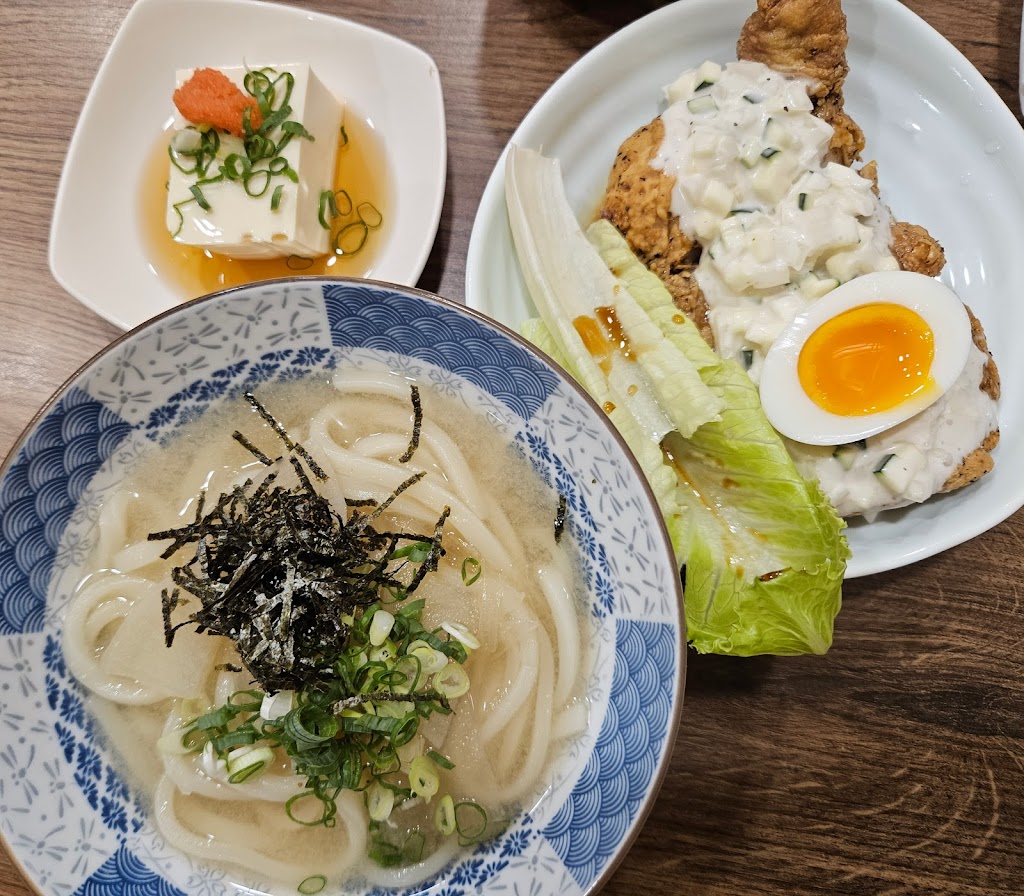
[797,302,936,416]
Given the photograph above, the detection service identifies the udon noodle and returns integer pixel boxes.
[63,363,588,890]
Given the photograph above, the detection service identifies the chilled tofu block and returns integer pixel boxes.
[166,63,344,259]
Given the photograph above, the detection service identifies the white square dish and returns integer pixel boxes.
[49,0,446,330]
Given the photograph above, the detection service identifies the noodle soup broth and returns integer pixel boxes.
[59,361,597,893]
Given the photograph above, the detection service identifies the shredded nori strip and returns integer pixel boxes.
[232,430,274,466]
[398,385,422,463]
[244,391,327,481]
[553,493,568,543]
[151,398,448,693]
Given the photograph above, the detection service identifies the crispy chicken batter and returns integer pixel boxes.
[599,0,998,503]
[736,0,863,164]
[890,222,945,277]
[600,119,712,343]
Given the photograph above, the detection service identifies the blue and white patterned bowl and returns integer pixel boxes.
[0,279,685,896]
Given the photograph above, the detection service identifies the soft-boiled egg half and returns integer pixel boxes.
[759,271,972,446]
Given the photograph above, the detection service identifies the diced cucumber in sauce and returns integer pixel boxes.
[832,440,866,471]
[873,445,925,495]
[763,117,786,146]
[739,141,762,168]
[687,95,718,114]
[694,60,722,88]
[799,274,840,300]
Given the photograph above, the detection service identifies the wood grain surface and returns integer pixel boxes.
[1,0,1023,894]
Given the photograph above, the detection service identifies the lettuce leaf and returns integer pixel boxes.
[588,218,848,655]
[505,146,848,656]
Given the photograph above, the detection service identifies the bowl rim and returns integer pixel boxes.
[0,274,687,896]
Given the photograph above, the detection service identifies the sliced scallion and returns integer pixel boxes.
[454,800,488,842]
[426,749,455,770]
[333,189,353,216]
[357,202,383,228]
[460,557,481,586]
[297,876,327,896]
[435,793,456,835]
[282,120,315,141]
[189,183,211,211]
[244,169,272,197]
[434,664,470,699]
[409,755,440,801]
[334,221,368,255]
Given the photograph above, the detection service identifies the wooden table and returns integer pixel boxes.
[1,0,1022,893]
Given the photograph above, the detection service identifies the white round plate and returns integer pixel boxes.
[465,0,1024,578]
[49,0,446,330]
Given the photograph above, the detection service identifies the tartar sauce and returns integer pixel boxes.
[651,60,998,517]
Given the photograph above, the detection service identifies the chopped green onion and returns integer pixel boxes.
[226,745,275,783]
[390,541,432,562]
[409,755,440,801]
[369,609,395,646]
[334,221,368,255]
[211,728,260,752]
[357,202,383,228]
[366,781,395,821]
[298,875,327,895]
[271,184,284,211]
[156,728,195,756]
[261,104,293,134]
[426,749,455,770]
[268,156,290,175]
[460,557,481,586]
[318,189,337,229]
[339,124,349,146]
[169,200,190,238]
[286,791,335,827]
[244,169,272,197]
[441,621,479,651]
[222,153,251,180]
[333,189,353,216]
[282,120,315,141]
[189,184,211,211]
[454,801,488,842]
[408,643,448,675]
[435,793,456,835]
[434,664,470,698]
[244,133,276,162]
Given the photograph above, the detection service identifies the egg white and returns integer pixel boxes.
[758,270,972,446]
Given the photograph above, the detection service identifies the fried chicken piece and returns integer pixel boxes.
[943,430,998,491]
[890,222,945,277]
[600,118,714,344]
[737,0,864,164]
[940,307,999,491]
